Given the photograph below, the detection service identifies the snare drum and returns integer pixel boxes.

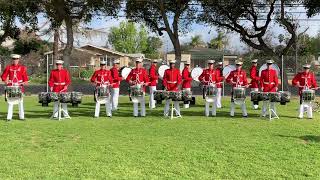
[96,86,110,98]
[59,92,71,103]
[5,86,22,99]
[250,91,262,102]
[130,85,144,98]
[204,85,218,102]
[268,92,281,102]
[302,89,315,102]
[233,87,245,100]
[182,89,192,101]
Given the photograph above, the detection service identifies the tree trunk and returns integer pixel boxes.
[63,17,73,68]
[278,55,289,91]
[53,28,59,68]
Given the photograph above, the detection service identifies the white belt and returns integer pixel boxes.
[8,80,23,83]
[54,82,66,85]
[263,82,275,85]
[167,81,177,84]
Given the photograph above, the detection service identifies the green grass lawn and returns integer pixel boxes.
[0,96,319,179]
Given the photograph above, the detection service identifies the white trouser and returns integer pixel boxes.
[251,88,259,109]
[111,88,119,111]
[183,88,191,108]
[149,86,157,109]
[216,88,222,108]
[133,96,146,117]
[205,99,217,116]
[7,98,24,120]
[53,101,69,118]
[262,101,276,117]
[230,102,247,117]
[95,98,112,117]
[299,103,313,119]
[164,99,180,116]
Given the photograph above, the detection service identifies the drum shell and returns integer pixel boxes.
[38,92,51,103]
[233,87,246,99]
[182,89,192,101]
[130,86,144,97]
[153,90,165,101]
[302,90,315,102]
[280,91,291,103]
[49,92,59,101]
[250,91,262,102]
[59,92,71,103]
[71,91,83,103]
[96,87,110,98]
[5,86,22,98]
[268,92,281,102]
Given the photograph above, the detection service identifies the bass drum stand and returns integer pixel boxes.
[50,100,71,121]
[170,100,182,120]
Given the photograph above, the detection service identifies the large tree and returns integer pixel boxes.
[0,0,39,44]
[42,0,121,67]
[209,31,229,51]
[199,0,300,90]
[126,0,197,68]
[304,0,320,16]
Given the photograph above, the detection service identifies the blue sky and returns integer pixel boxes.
[36,8,320,54]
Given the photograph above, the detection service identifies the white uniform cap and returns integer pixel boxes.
[55,60,64,64]
[169,60,176,64]
[251,59,258,63]
[266,59,274,64]
[11,54,21,59]
[152,59,158,63]
[218,62,223,65]
[303,64,311,68]
[208,60,215,64]
[100,60,107,65]
[113,59,120,64]
[135,58,143,63]
[235,60,243,65]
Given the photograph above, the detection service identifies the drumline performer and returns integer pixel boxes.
[126,58,149,117]
[48,60,71,119]
[182,62,192,108]
[260,60,279,117]
[1,54,28,120]
[149,59,158,109]
[216,61,223,108]
[91,60,113,118]
[226,60,249,117]
[292,64,318,119]
[163,60,182,117]
[249,59,260,109]
[199,60,221,116]
[110,59,122,111]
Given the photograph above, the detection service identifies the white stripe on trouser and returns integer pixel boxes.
[251,88,259,109]
[261,101,276,117]
[183,88,191,108]
[216,88,222,108]
[133,97,146,116]
[230,102,247,116]
[164,99,180,116]
[299,103,312,119]
[7,98,24,120]
[53,101,69,118]
[149,86,157,109]
[205,99,217,116]
[95,98,111,117]
[111,88,119,111]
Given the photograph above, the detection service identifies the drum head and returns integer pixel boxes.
[223,65,236,78]
[158,65,170,79]
[191,67,203,82]
[121,67,132,79]
[259,64,280,76]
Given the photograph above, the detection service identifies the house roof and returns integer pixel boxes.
[44,47,102,56]
[81,44,126,57]
[167,47,236,60]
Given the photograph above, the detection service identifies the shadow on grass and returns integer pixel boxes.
[277,134,320,143]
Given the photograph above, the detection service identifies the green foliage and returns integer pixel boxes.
[143,36,163,59]
[0,96,319,179]
[0,46,11,56]
[209,31,228,50]
[190,35,205,48]
[80,69,94,79]
[108,21,149,54]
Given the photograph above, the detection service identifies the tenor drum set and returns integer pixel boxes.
[38,91,83,106]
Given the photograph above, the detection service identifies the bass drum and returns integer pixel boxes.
[223,65,236,79]
[121,67,132,80]
[158,65,170,79]
[259,63,280,77]
[191,67,203,82]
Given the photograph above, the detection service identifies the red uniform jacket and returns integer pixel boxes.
[48,69,71,93]
[1,64,28,92]
[199,68,219,86]
[126,68,149,92]
[292,71,318,95]
[90,69,113,87]
[216,68,223,88]
[249,65,260,88]
[226,69,248,88]
[149,64,158,86]
[182,67,192,88]
[260,69,278,92]
[163,68,182,92]
[110,67,122,88]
